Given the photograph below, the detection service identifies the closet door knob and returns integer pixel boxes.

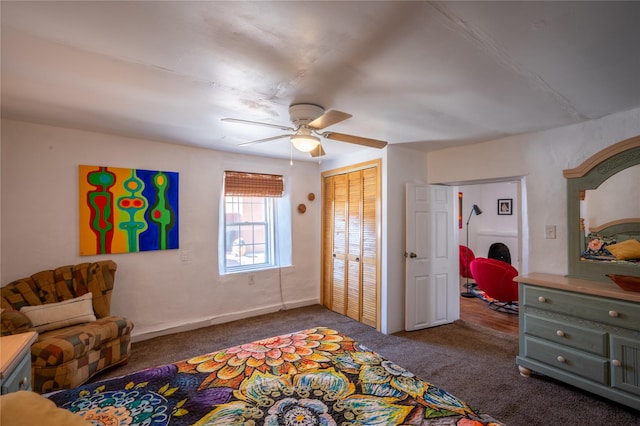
[608,310,619,318]
[556,330,565,337]
[557,356,566,363]
[537,296,546,303]
[355,257,360,262]
[612,359,622,367]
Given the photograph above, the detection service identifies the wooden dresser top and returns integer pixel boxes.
[515,273,640,303]
[0,331,38,379]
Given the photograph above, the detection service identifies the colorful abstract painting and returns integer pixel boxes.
[79,165,179,255]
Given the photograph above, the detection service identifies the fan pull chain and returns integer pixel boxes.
[290,142,293,166]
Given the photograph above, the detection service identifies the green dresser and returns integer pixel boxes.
[516,273,640,411]
[0,332,37,394]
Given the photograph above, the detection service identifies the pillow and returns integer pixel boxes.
[20,293,95,333]
[606,238,640,260]
[583,234,615,256]
[0,391,92,426]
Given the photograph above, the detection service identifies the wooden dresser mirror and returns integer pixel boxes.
[564,135,640,282]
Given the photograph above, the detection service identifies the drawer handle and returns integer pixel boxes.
[557,356,566,363]
[608,310,619,318]
[537,296,547,303]
[556,330,565,337]
[612,359,622,368]
[19,376,29,389]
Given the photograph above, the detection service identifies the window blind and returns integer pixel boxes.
[223,171,284,197]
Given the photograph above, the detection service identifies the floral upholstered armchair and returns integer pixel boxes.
[1,260,134,394]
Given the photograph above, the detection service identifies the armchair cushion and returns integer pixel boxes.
[30,316,133,367]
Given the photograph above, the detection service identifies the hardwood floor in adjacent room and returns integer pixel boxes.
[460,293,519,337]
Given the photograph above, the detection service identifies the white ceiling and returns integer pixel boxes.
[2,1,640,162]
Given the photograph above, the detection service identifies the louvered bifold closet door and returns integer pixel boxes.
[322,176,334,308]
[330,174,348,314]
[346,171,363,321]
[321,160,379,329]
[360,167,378,327]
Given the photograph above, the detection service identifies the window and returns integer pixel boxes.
[224,196,274,269]
[219,171,291,274]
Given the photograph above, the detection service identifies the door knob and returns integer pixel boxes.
[409,252,417,258]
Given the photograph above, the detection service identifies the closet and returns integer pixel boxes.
[321,160,380,329]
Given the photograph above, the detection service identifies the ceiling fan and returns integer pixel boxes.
[221,104,387,157]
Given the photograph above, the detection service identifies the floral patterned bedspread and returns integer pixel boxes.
[46,327,503,425]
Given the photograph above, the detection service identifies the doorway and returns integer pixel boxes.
[456,177,525,335]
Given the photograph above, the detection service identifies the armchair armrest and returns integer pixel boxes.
[1,309,36,336]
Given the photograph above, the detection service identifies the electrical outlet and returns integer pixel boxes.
[545,225,556,239]
[248,275,255,285]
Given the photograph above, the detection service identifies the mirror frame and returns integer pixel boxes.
[564,135,640,282]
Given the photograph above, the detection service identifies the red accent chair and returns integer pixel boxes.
[459,245,476,280]
[469,257,519,310]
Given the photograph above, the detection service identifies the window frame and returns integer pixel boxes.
[218,170,291,276]
[223,195,277,273]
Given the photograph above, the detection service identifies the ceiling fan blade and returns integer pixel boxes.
[222,117,294,132]
[238,134,291,146]
[308,110,352,130]
[309,144,326,157]
[323,132,388,149]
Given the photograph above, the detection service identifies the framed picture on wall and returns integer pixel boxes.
[498,198,512,215]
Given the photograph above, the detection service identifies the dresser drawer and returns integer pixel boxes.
[522,285,640,331]
[524,313,608,356]
[0,352,31,394]
[523,335,609,385]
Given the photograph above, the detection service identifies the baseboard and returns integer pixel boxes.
[131,297,320,342]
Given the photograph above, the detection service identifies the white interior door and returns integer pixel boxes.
[405,184,458,331]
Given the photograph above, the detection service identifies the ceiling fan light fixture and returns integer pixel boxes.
[290,134,320,152]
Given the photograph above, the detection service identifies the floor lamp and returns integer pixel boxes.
[461,204,482,298]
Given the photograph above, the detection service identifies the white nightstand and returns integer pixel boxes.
[0,331,38,394]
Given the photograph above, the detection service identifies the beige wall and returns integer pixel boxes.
[584,165,640,231]
[1,119,321,341]
[3,107,638,339]
[320,145,430,334]
[428,107,640,276]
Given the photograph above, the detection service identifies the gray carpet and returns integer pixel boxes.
[93,304,639,425]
